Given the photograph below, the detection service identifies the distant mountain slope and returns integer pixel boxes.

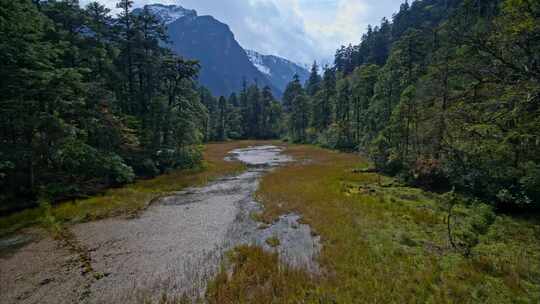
[246,50,309,92]
[143,4,196,24]
[136,4,280,97]
[136,4,310,98]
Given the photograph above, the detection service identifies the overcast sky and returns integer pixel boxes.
[80,0,404,65]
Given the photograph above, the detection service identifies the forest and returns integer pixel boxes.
[278,0,540,210]
[0,0,284,214]
[1,0,539,303]
[1,0,539,214]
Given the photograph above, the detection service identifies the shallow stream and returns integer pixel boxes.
[0,145,320,303]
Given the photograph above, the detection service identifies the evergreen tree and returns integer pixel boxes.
[226,93,243,139]
[290,93,311,143]
[282,74,303,113]
[259,86,274,139]
[306,61,322,96]
[217,96,227,141]
[315,66,336,130]
[351,64,379,145]
[335,77,353,149]
[115,0,136,113]
[0,0,209,210]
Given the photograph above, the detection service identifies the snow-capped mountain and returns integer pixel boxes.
[246,50,309,92]
[134,4,196,24]
[246,50,272,76]
[136,4,307,97]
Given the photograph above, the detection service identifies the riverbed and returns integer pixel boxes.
[0,145,320,303]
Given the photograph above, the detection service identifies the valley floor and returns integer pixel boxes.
[1,141,539,303]
[209,144,540,303]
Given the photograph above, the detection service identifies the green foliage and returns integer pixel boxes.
[202,82,283,141]
[103,154,136,184]
[289,94,311,143]
[305,61,322,96]
[255,144,540,303]
[0,0,207,212]
[314,123,340,149]
[279,0,540,209]
[155,146,203,173]
[51,138,134,185]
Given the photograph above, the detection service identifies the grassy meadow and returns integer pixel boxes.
[1,141,538,303]
[208,144,540,303]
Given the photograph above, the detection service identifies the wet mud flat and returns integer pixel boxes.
[0,145,320,303]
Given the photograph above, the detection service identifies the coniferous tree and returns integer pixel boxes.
[282,74,303,113]
[306,61,322,96]
[351,64,379,145]
[0,0,209,210]
[335,77,353,149]
[226,93,243,139]
[290,93,310,143]
[334,0,539,208]
[259,86,273,139]
[319,67,337,129]
[116,0,136,113]
[217,96,227,141]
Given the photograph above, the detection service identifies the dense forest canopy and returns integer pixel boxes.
[1,0,539,212]
[280,0,540,210]
[0,0,284,213]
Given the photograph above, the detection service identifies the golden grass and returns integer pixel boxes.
[206,245,318,304]
[0,141,277,236]
[212,144,540,303]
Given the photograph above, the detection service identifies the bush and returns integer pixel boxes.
[54,140,134,184]
[137,158,160,178]
[315,123,340,149]
[411,157,449,191]
[50,139,134,196]
[155,145,203,173]
[519,162,540,207]
[444,150,540,209]
[305,128,319,144]
[454,203,496,251]
[101,153,135,184]
[53,139,103,178]
[443,192,496,255]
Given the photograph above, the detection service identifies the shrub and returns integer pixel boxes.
[155,145,203,173]
[48,139,134,198]
[519,162,540,207]
[315,123,340,149]
[443,192,496,255]
[102,153,135,184]
[138,158,160,178]
[411,157,449,191]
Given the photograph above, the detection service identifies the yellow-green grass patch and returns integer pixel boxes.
[206,245,320,304]
[216,144,540,303]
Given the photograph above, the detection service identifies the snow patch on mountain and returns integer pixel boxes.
[246,50,272,76]
[138,4,197,24]
[245,50,309,90]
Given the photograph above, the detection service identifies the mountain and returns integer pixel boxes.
[135,4,279,97]
[136,4,307,98]
[143,4,197,24]
[246,50,309,92]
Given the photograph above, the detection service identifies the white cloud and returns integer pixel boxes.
[80,0,403,65]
